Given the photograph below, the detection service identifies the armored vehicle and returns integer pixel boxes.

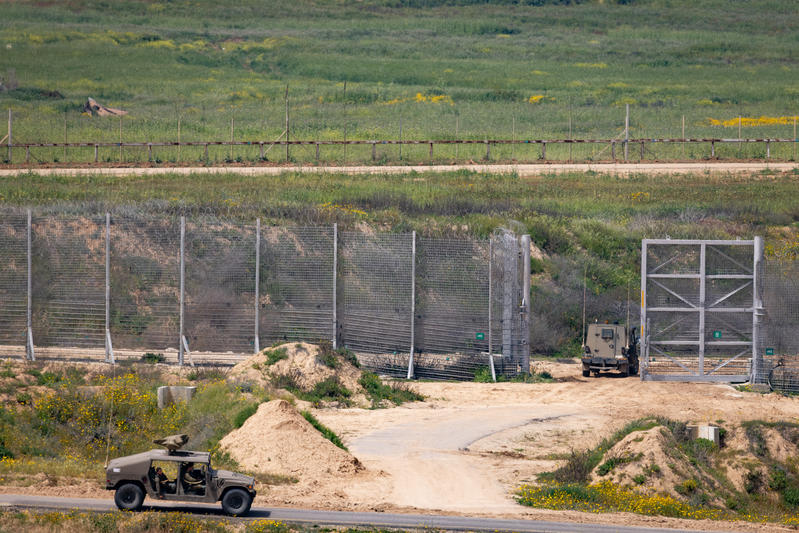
[105,447,256,516]
[581,323,638,377]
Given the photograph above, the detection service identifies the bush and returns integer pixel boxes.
[233,403,260,429]
[265,347,288,366]
[675,479,698,495]
[549,449,597,484]
[358,371,424,407]
[473,366,493,382]
[783,486,799,507]
[769,466,788,491]
[633,474,646,485]
[141,352,165,364]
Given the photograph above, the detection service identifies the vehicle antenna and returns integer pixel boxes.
[626,279,631,344]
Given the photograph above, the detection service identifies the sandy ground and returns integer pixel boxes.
[0,162,797,177]
[2,360,797,531]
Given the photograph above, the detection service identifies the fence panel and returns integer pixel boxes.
[184,219,256,353]
[759,259,799,392]
[110,216,180,351]
[259,226,335,346]
[0,212,27,348]
[339,232,414,363]
[31,215,106,349]
[413,237,490,380]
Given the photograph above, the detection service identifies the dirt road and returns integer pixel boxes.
[0,162,796,177]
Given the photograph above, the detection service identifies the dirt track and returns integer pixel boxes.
[0,162,797,177]
[1,359,796,531]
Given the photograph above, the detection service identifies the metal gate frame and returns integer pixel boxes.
[640,238,763,383]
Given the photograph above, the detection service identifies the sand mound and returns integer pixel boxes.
[219,399,363,480]
[589,426,686,498]
[229,342,366,405]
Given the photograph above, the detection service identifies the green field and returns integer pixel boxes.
[1,0,799,163]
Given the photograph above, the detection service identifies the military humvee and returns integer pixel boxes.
[581,323,639,377]
[105,447,256,516]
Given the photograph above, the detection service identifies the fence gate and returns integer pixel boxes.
[640,238,762,382]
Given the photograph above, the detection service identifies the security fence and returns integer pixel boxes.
[640,239,799,392]
[758,259,799,393]
[0,210,530,380]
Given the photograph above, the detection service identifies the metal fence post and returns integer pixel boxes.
[407,231,416,379]
[699,243,707,376]
[488,237,496,382]
[25,208,34,361]
[520,234,531,375]
[751,236,763,383]
[105,213,114,363]
[332,223,338,349]
[254,218,261,354]
[179,216,185,366]
[6,109,11,163]
[640,240,647,380]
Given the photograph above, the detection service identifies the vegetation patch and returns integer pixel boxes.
[300,410,347,451]
[358,371,424,407]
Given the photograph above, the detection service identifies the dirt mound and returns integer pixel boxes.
[229,342,367,405]
[219,399,363,480]
[589,426,686,499]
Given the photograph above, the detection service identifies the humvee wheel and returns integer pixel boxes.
[114,483,144,511]
[221,488,253,516]
[582,369,590,377]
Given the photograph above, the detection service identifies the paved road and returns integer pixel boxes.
[0,494,733,533]
[0,161,796,177]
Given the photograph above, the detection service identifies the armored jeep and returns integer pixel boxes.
[105,448,256,516]
[581,323,639,377]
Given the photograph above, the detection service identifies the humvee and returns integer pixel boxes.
[581,323,639,377]
[105,448,256,516]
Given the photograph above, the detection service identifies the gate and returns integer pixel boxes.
[640,239,762,382]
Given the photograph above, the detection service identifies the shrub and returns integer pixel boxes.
[769,466,788,491]
[675,479,698,495]
[633,474,646,485]
[141,352,164,364]
[358,371,424,407]
[473,366,493,382]
[265,347,288,366]
[783,486,799,507]
[233,403,260,429]
[549,449,597,484]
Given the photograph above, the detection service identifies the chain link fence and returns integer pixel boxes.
[0,210,530,380]
[757,259,799,393]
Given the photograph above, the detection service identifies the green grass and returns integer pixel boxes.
[358,371,425,407]
[300,410,348,451]
[1,0,799,164]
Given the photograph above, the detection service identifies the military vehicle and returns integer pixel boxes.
[105,435,256,516]
[581,322,639,377]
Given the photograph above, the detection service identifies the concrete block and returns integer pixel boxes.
[697,425,720,445]
[157,386,196,409]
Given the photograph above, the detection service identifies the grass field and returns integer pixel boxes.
[1,0,799,163]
